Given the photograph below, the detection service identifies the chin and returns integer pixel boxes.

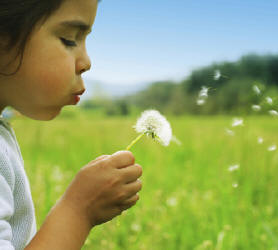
[19,107,62,121]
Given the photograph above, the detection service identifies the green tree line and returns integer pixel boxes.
[81,53,278,116]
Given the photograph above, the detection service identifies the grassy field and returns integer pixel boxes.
[11,109,278,249]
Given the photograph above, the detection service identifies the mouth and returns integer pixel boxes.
[74,89,86,96]
[74,95,80,104]
[72,89,85,104]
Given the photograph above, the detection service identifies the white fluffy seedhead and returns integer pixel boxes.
[134,109,172,146]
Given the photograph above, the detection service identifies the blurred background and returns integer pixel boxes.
[76,0,278,117]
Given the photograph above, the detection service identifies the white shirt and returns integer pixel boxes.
[0,116,36,250]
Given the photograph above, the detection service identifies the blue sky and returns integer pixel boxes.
[82,0,278,87]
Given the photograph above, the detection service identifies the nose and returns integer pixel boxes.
[76,49,91,75]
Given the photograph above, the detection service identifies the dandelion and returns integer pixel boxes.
[252,105,261,111]
[253,85,261,95]
[268,144,277,151]
[269,110,278,117]
[126,109,172,150]
[228,164,240,172]
[231,118,244,127]
[257,137,264,144]
[266,96,273,105]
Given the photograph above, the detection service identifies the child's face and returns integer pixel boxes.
[0,0,98,120]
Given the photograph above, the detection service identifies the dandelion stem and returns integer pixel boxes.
[126,133,145,151]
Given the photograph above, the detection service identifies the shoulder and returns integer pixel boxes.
[0,126,15,191]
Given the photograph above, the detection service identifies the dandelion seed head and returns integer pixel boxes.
[214,69,221,80]
[253,85,261,95]
[228,164,240,172]
[231,118,244,127]
[252,105,261,112]
[134,109,172,146]
[268,144,277,152]
[266,96,273,105]
[269,110,278,117]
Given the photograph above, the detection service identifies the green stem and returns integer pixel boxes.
[126,133,145,151]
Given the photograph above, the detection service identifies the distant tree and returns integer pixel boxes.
[86,53,278,116]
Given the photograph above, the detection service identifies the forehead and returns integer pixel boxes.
[46,0,98,30]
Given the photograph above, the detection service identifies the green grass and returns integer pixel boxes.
[11,110,278,249]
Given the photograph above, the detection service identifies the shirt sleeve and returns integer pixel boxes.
[0,147,15,250]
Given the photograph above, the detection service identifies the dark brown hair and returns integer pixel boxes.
[0,0,100,76]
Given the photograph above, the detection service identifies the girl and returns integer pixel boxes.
[0,0,143,249]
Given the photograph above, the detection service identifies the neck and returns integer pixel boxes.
[0,77,8,115]
[0,105,5,115]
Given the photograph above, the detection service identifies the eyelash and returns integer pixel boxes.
[60,38,77,47]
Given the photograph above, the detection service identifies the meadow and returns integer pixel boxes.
[12,108,278,250]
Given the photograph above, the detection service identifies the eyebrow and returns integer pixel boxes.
[58,20,92,34]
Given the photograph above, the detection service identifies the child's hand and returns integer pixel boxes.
[61,151,142,228]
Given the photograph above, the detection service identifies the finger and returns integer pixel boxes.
[119,164,142,183]
[89,155,110,165]
[108,151,135,169]
[118,199,138,211]
[121,193,140,205]
[123,179,142,198]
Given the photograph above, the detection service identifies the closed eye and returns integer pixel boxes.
[60,38,77,47]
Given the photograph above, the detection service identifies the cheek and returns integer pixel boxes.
[24,52,75,99]
[35,60,74,94]
[18,32,76,102]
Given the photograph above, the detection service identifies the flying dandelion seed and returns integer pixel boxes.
[166,197,178,207]
[269,110,278,117]
[196,86,209,106]
[197,99,205,106]
[231,118,244,127]
[171,135,182,146]
[131,223,141,232]
[214,69,221,80]
[225,128,235,136]
[228,164,240,172]
[268,144,277,151]
[257,137,264,144]
[232,183,238,188]
[252,105,261,111]
[126,109,173,150]
[266,96,273,105]
[199,86,209,98]
[253,85,261,95]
